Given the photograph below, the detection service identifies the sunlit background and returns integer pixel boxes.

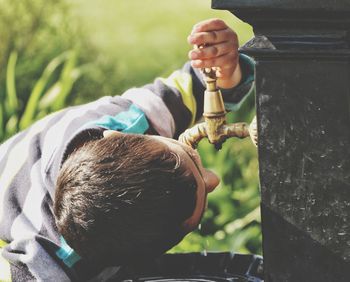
[0,0,261,254]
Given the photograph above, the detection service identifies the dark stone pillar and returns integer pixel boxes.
[212,1,350,281]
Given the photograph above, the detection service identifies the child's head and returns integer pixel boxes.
[54,131,219,265]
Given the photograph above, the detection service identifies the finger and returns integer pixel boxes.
[191,51,239,69]
[188,29,237,46]
[192,18,228,33]
[189,41,237,60]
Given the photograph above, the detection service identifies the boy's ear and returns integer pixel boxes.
[103,130,124,138]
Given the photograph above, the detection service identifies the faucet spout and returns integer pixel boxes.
[178,64,257,149]
[178,122,207,148]
[178,120,253,150]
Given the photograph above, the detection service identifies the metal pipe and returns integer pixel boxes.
[178,65,257,149]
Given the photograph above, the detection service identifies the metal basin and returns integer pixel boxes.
[109,252,263,282]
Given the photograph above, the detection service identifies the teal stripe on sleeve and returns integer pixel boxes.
[93,104,149,134]
[56,236,81,268]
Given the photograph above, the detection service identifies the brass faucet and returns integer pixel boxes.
[178,67,257,150]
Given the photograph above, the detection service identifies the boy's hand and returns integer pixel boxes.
[188,19,242,89]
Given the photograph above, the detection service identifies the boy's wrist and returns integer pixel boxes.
[219,53,255,90]
[217,63,242,89]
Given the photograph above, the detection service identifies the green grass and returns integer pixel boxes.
[0,50,81,141]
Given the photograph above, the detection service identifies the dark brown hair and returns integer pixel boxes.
[54,133,196,265]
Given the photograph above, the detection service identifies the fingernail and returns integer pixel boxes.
[191,51,199,59]
[188,36,196,44]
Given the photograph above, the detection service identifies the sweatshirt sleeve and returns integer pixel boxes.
[122,53,255,138]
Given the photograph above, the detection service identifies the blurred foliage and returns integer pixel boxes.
[0,0,261,255]
[71,0,254,104]
[0,50,82,140]
[0,0,87,139]
[0,0,82,101]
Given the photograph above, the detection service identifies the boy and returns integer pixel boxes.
[0,19,254,281]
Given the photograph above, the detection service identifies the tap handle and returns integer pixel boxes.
[195,44,217,81]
